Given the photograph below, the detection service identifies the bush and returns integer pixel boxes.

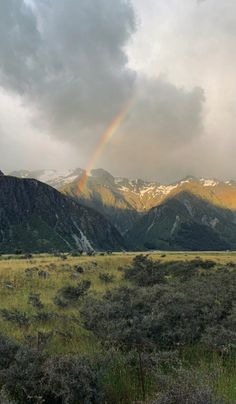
[33,311,55,323]
[0,339,101,403]
[99,273,115,284]
[42,356,101,403]
[124,255,166,286]
[81,286,158,348]
[28,293,44,310]
[0,309,30,327]
[125,257,217,285]
[151,370,223,404]
[201,326,236,354]
[0,334,19,370]
[70,250,83,257]
[75,266,84,273]
[54,281,91,307]
[82,266,236,350]
[1,346,46,403]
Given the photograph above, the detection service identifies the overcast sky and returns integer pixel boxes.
[0,0,235,183]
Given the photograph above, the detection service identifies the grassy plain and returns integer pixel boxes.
[1,251,236,402]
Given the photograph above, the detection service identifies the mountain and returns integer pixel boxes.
[11,169,236,235]
[0,170,4,176]
[9,168,84,189]
[0,175,125,253]
[126,191,236,251]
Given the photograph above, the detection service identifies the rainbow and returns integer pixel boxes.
[78,97,135,193]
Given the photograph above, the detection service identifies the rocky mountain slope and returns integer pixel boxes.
[0,175,125,253]
[11,169,236,235]
[126,191,236,251]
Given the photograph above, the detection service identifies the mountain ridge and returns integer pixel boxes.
[0,175,125,253]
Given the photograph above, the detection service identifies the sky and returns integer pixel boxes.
[0,0,235,183]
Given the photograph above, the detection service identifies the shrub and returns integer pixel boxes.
[201,326,236,354]
[42,356,101,403]
[0,309,30,327]
[124,255,166,286]
[28,293,44,310]
[87,251,95,256]
[70,250,83,257]
[0,340,101,403]
[38,270,49,278]
[1,346,46,403]
[0,334,20,370]
[81,286,156,348]
[75,266,84,273]
[151,370,223,404]
[99,273,114,284]
[33,311,55,323]
[54,281,91,307]
[82,267,236,350]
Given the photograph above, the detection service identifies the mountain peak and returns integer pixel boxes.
[181,175,197,182]
[90,168,114,179]
[0,170,4,176]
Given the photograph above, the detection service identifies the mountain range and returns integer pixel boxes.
[5,168,236,251]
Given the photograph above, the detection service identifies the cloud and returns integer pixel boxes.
[0,0,208,181]
[0,0,136,140]
[0,89,78,171]
[129,78,204,147]
[102,77,205,181]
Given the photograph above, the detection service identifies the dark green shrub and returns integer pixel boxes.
[75,266,84,273]
[54,281,91,307]
[124,255,166,286]
[1,347,46,403]
[0,309,30,327]
[0,339,101,403]
[34,311,55,322]
[82,267,236,350]
[42,356,101,403]
[0,334,20,370]
[201,326,236,354]
[99,272,114,284]
[28,293,44,310]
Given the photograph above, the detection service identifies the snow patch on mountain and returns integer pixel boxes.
[210,218,219,229]
[171,215,180,235]
[183,199,194,216]
[38,169,83,187]
[157,184,179,195]
[200,179,219,187]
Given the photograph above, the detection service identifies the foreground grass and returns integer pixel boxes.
[1,251,236,402]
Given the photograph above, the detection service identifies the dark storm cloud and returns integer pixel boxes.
[0,0,136,135]
[0,0,205,178]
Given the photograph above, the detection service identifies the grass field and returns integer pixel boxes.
[1,251,236,402]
